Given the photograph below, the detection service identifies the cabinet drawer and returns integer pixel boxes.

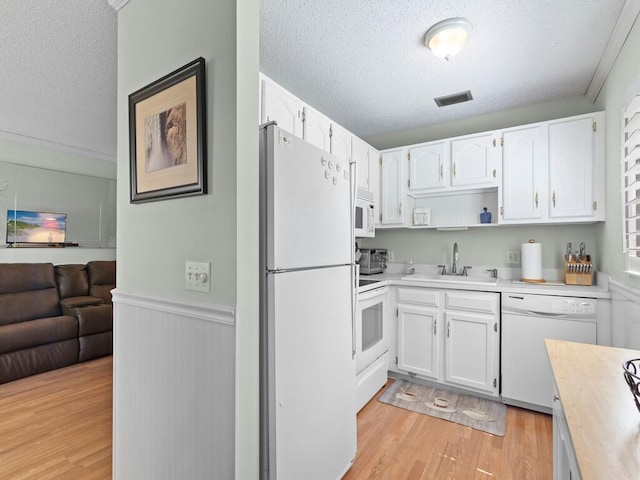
[397,287,440,307]
[445,290,498,314]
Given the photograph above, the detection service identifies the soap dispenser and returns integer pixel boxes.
[480,207,492,224]
[407,260,415,274]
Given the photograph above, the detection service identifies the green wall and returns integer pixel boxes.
[594,11,640,289]
[116,0,260,477]
[117,0,238,304]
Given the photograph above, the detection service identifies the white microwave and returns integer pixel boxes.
[354,192,375,238]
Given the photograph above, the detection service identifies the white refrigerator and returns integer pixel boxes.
[259,122,357,479]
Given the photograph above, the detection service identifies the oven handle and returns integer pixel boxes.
[358,285,388,301]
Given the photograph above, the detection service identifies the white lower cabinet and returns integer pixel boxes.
[395,287,500,397]
[553,380,582,480]
[397,304,441,380]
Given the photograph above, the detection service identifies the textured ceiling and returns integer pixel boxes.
[261,0,627,139]
[0,1,631,162]
[0,0,117,160]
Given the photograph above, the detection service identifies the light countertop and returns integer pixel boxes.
[546,339,640,480]
[359,272,610,298]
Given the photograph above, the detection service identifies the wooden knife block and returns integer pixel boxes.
[563,259,594,286]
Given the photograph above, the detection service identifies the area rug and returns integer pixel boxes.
[377,380,506,436]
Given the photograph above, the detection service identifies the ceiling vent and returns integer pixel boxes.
[434,90,473,107]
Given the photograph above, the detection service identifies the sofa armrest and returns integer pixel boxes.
[60,296,104,316]
[73,304,112,336]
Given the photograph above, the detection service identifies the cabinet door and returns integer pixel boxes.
[352,136,370,192]
[408,142,448,191]
[261,79,303,138]
[369,146,380,226]
[380,150,405,225]
[330,123,352,163]
[548,116,598,219]
[450,132,500,188]
[444,310,498,395]
[303,106,331,152]
[501,125,547,222]
[397,304,440,380]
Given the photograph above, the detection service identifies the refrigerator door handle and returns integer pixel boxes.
[350,160,356,359]
[351,264,357,359]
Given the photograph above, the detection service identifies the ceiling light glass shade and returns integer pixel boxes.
[424,17,473,60]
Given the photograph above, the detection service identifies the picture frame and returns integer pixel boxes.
[128,57,206,203]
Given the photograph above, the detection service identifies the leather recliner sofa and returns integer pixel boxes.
[0,261,115,384]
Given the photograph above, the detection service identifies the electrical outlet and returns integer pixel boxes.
[185,261,210,292]
[506,250,520,264]
[388,251,395,262]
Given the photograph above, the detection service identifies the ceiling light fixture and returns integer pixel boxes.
[424,17,473,61]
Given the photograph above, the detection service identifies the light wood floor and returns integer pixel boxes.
[0,361,552,479]
[0,357,113,480]
[344,379,553,480]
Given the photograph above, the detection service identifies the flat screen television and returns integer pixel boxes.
[6,210,67,245]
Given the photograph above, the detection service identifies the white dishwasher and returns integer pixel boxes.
[501,293,597,413]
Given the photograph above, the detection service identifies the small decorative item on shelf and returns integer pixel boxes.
[413,207,431,226]
[480,207,491,224]
[623,358,640,413]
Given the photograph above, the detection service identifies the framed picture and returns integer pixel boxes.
[129,57,206,203]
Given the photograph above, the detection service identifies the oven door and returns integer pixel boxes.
[355,285,388,374]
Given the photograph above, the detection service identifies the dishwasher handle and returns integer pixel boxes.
[503,309,570,318]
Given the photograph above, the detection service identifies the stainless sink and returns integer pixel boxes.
[401,274,499,286]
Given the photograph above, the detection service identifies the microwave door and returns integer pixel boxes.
[355,205,364,231]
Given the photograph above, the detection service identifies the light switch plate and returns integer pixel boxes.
[506,250,520,264]
[185,261,210,292]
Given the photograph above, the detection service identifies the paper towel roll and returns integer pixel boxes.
[521,240,543,282]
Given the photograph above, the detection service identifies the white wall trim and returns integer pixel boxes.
[586,0,640,101]
[112,289,236,326]
[609,277,640,303]
[0,130,116,163]
[107,0,131,11]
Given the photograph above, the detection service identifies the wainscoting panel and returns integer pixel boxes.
[610,279,640,350]
[112,290,236,480]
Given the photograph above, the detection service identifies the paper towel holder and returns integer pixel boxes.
[521,239,546,283]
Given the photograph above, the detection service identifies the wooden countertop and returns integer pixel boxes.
[546,339,640,480]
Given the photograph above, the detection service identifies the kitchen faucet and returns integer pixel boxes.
[437,242,471,276]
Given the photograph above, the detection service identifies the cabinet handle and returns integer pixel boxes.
[535,192,539,208]
[453,163,457,178]
[447,321,450,338]
[552,190,556,208]
[440,164,444,180]
[399,202,403,216]
[593,201,598,210]
[492,168,497,178]
[433,319,437,335]
[493,139,496,147]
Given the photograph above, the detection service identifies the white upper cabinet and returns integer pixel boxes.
[501,124,547,222]
[302,106,332,153]
[330,122,352,163]
[450,132,501,188]
[380,149,405,225]
[352,136,380,196]
[380,111,605,228]
[548,114,603,220]
[407,141,448,191]
[406,133,499,194]
[260,76,303,138]
[500,112,604,224]
[352,136,371,192]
